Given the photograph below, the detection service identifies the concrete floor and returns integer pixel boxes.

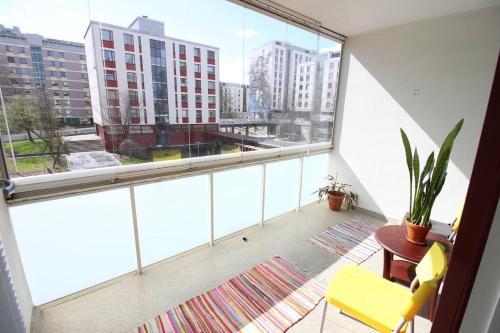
[31,203,433,333]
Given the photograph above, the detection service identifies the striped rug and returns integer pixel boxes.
[309,219,382,264]
[136,256,325,333]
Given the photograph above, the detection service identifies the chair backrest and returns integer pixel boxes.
[400,243,448,320]
[452,203,465,233]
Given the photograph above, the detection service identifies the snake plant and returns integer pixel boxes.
[400,119,464,226]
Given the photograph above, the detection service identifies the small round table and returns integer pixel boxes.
[375,224,453,320]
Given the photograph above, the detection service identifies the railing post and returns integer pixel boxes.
[129,185,142,274]
[297,156,304,211]
[209,171,215,246]
[260,163,266,226]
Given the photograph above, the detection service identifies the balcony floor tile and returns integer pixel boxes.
[31,203,432,333]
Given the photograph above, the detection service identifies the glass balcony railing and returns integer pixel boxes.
[8,152,329,305]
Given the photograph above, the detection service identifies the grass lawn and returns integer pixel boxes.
[221,144,241,154]
[6,156,66,175]
[3,139,46,155]
[153,149,182,161]
[119,157,151,165]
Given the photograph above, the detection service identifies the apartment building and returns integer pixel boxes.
[248,41,316,119]
[0,25,92,125]
[219,82,248,117]
[84,16,219,150]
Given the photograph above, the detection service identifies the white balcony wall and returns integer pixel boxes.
[134,175,210,266]
[331,7,500,222]
[214,165,261,239]
[10,188,137,305]
[264,158,301,219]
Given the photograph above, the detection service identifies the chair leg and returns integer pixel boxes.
[319,301,328,333]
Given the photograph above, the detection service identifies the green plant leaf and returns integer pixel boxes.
[401,128,413,216]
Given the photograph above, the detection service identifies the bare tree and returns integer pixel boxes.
[1,96,39,143]
[34,95,64,170]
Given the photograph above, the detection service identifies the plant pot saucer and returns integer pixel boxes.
[405,235,428,246]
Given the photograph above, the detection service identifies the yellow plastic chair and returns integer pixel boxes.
[448,203,464,242]
[319,243,447,333]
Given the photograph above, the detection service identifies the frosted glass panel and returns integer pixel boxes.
[264,159,300,220]
[134,175,210,266]
[10,188,136,305]
[301,154,329,206]
[214,165,261,239]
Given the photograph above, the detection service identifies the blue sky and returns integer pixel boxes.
[0,0,340,83]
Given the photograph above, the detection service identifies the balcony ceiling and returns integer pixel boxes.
[271,0,500,36]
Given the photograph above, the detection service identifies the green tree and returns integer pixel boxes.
[3,96,39,143]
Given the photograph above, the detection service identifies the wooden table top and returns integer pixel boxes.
[375,224,453,263]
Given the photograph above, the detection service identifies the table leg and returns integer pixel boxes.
[429,279,442,320]
[383,249,393,280]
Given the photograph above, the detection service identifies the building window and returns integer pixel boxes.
[49,70,56,76]
[17,47,25,53]
[79,54,86,61]
[81,73,88,79]
[207,50,215,60]
[59,71,66,77]
[207,66,215,74]
[6,46,14,52]
[101,29,113,41]
[103,50,115,61]
[123,33,134,45]
[106,89,119,100]
[105,70,116,81]
[196,110,202,118]
[195,95,202,103]
[208,96,215,105]
[80,64,87,70]
[194,64,201,73]
[129,90,139,101]
[125,53,135,64]
[179,61,186,71]
[181,94,188,103]
[180,78,187,87]
[194,47,201,57]
[57,52,64,58]
[127,72,137,83]
[7,56,15,63]
[195,80,201,89]
[47,50,54,57]
[19,58,28,64]
[179,44,186,55]
[208,81,215,89]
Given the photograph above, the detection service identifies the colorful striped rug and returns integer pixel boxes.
[136,256,325,333]
[309,219,382,264]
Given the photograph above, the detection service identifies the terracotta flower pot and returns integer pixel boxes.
[406,220,432,245]
[328,192,345,211]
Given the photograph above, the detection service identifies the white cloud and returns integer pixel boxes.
[233,29,259,39]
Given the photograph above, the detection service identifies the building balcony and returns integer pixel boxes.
[207,58,215,65]
[182,116,189,123]
[105,80,118,88]
[208,88,216,95]
[208,116,216,123]
[126,63,136,70]
[180,86,188,93]
[208,103,216,109]
[195,87,202,94]
[181,101,188,108]
[196,117,202,123]
[107,99,119,107]
[179,53,186,60]
[180,70,187,77]
[130,100,139,107]
[104,60,116,68]
[195,72,201,79]
[196,102,202,108]
[127,82,137,89]
[194,56,201,63]
[208,73,215,80]
[131,116,140,124]
[124,44,134,52]
[102,40,114,48]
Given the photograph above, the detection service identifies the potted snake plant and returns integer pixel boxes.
[400,119,464,245]
[317,174,359,211]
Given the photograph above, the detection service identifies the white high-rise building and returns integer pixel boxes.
[248,41,316,118]
[220,82,248,117]
[84,16,219,149]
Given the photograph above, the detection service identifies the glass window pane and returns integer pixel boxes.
[9,188,136,305]
[134,175,210,266]
[264,158,300,220]
[214,165,261,239]
[301,153,329,206]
